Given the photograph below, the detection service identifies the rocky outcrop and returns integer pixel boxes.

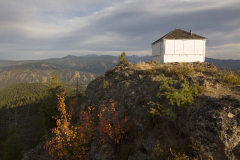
[186,96,240,160]
[85,62,240,160]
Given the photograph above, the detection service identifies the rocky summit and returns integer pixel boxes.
[23,61,240,160]
[85,62,240,160]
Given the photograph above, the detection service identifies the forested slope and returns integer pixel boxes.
[0,83,49,159]
[0,81,84,160]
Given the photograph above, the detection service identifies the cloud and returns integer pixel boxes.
[0,0,239,60]
[207,43,240,59]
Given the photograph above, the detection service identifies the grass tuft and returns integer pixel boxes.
[218,70,240,85]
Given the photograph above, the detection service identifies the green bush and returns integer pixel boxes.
[103,80,111,89]
[150,74,204,121]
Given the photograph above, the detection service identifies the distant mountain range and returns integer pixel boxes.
[0,55,151,89]
[205,58,240,69]
[0,55,239,89]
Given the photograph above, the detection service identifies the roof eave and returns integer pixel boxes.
[152,38,163,45]
[152,37,207,44]
[163,38,208,40]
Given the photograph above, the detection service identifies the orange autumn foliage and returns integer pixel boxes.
[44,93,138,159]
[44,90,96,159]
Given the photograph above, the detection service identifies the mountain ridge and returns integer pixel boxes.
[0,55,240,89]
[1,55,240,69]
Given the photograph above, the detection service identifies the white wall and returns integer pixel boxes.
[175,40,184,55]
[152,41,164,62]
[163,39,206,62]
[164,54,204,62]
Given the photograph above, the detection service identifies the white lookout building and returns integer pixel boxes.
[152,29,207,63]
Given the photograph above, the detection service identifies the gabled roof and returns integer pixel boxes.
[152,28,207,45]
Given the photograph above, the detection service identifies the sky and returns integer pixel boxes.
[0,0,240,60]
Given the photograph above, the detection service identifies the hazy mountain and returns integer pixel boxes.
[0,60,38,68]
[205,58,240,69]
[81,54,99,57]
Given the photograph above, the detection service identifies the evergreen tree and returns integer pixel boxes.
[118,52,129,65]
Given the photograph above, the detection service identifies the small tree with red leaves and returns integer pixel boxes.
[98,99,138,145]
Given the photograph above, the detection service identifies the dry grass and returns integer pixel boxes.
[235,70,240,77]
[142,63,194,79]
[218,70,240,85]
[128,62,240,86]
[134,61,156,70]
[167,64,194,79]
[194,66,218,76]
[194,66,240,85]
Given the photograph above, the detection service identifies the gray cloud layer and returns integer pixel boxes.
[0,0,239,60]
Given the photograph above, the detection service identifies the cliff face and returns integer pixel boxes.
[85,62,240,160]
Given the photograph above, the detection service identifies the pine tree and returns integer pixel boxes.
[118,52,129,65]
